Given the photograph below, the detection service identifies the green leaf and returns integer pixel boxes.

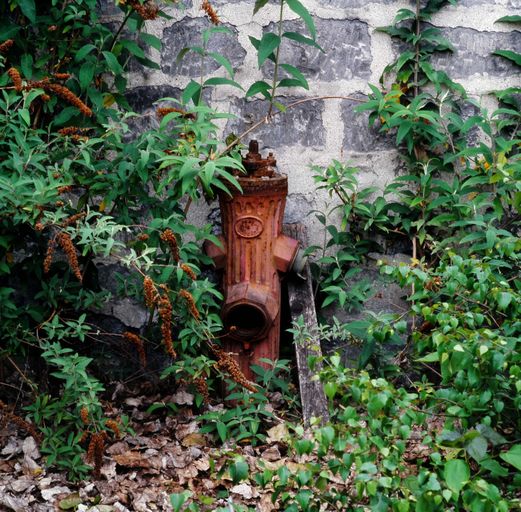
[21,54,33,80]
[253,0,270,14]
[496,15,521,23]
[102,51,124,75]
[139,32,162,50]
[443,459,470,494]
[18,0,36,22]
[257,33,281,67]
[230,459,249,483]
[286,0,316,39]
[170,491,191,512]
[120,39,145,59]
[75,44,97,62]
[279,63,309,88]
[216,421,227,443]
[79,62,96,90]
[182,80,202,105]
[466,435,488,462]
[203,77,243,90]
[283,31,324,51]
[493,50,521,67]
[277,78,305,88]
[207,52,235,77]
[394,8,416,23]
[245,80,271,98]
[496,292,512,310]
[500,445,521,471]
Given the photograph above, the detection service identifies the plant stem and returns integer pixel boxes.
[267,0,285,118]
[413,0,420,97]
[110,9,133,53]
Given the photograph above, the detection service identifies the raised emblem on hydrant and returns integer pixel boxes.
[205,140,304,381]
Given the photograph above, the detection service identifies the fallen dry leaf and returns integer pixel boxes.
[113,451,161,470]
[266,423,288,444]
[230,483,257,499]
[181,432,206,447]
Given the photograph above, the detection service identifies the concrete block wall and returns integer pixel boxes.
[102,0,521,249]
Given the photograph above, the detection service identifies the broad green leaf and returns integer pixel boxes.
[257,33,281,67]
[493,50,521,67]
[500,445,521,471]
[207,52,235,77]
[216,421,227,443]
[102,51,124,74]
[280,63,309,88]
[283,31,324,51]
[182,80,202,105]
[443,459,470,494]
[286,0,316,39]
[75,44,97,62]
[119,39,145,59]
[139,32,162,50]
[253,0,270,14]
[245,80,271,98]
[203,77,243,90]
[79,62,96,90]
[21,54,33,80]
[18,0,36,22]
[496,15,521,23]
[277,78,305,88]
[230,459,249,483]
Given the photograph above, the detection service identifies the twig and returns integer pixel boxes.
[220,95,365,156]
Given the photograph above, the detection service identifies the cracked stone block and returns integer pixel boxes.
[225,97,326,149]
[97,0,123,16]
[284,193,313,224]
[161,18,246,77]
[432,27,521,78]
[126,85,182,112]
[263,18,371,82]
[124,85,182,132]
[321,252,411,366]
[341,93,394,153]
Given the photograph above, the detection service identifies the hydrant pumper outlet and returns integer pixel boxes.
[205,140,304,381]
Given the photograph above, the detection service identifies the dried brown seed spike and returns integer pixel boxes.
[143,276,158,309]
[123,331,147,367]
[53,73,71,80]
[156,107,195,120]
[179,289,200,320]
[180,263,197,281]
[128,0,159,20]
[158,293,176,358]
[43,237,57,274]
[80,406,89,425]
[211,345,257,393]
[194,376,210,405]
[201,0,220,25]
[0,39,14,53]
[105,419,121,438]
[60,212,86,228]
[7,68,22,91]
[160,228,180,263]
[44,83,92,117]
[57,232,82,282]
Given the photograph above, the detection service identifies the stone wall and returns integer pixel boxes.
[102,0,520,248]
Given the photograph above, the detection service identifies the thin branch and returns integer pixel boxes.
[221,95,365,156]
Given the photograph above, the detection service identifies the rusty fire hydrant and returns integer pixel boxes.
[205,140,304,381]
